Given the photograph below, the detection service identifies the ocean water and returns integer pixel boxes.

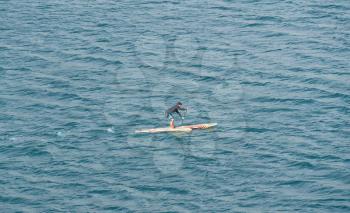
[1,0,349,212]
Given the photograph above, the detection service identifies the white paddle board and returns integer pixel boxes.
[135,123,217,134]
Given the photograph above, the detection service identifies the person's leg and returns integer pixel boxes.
[168,113,175,128]
[170,118,175,128]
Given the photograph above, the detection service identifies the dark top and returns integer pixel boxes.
[165,104,186,117]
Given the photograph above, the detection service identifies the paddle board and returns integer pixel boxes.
[135,127,192,133]
[135,123,217,133]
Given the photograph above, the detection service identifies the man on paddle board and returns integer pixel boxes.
[165,102,187,128]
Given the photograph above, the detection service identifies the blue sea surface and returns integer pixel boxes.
[1,0,349,212]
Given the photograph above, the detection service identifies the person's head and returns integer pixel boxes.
[176,102,182,106]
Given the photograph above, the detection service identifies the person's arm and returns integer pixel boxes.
[175,109,185,120]
[177,111,184,119]
[178,105,187,111]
